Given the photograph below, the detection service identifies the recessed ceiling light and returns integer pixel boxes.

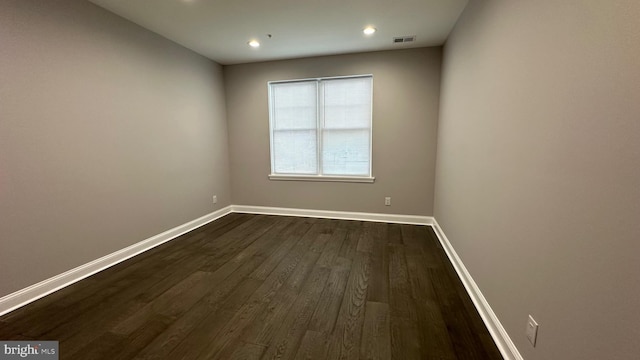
[248,40,260,48]
[363,27,376,35]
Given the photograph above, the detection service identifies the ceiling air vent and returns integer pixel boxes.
[393,36,416,44]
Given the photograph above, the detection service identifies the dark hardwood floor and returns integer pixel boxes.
[0,214,503,359]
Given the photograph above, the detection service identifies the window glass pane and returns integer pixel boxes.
[322,129,370,175]
[323,77,372,129]
[269,76,372,178]
[271,82,317,130]
[273,129,317,174]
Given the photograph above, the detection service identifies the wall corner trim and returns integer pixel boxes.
[431,218,523,360]
[0,206,233,317]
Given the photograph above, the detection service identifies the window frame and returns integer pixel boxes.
[267,74,375,183]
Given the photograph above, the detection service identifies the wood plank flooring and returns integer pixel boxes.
[0,214,503,359]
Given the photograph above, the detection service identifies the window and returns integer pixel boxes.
[268,75,374,183]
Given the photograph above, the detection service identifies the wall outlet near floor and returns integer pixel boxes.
[384,197,391,206]
[526,315,539,346]
[212,195,217,204]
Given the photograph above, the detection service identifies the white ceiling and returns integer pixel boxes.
[89,0,468,65]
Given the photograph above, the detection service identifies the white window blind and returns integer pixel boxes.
[268,75,373,182]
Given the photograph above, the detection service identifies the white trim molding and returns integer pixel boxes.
[0,205,428,316]
[0,206,233,317]
[230,205,432,225]
[431,218,523,360]
[268,174,375,183]
[0,203,521,360]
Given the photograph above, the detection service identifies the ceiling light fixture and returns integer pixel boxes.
[248,40,260,48]
[363,27,376,35]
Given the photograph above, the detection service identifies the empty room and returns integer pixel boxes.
[0,0,638,359]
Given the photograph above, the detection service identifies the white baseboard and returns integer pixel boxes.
[1,204,520,360]
[230,205,433,225]
[431,218,523,360]
[0,205,428,316]
[0,206,233,317]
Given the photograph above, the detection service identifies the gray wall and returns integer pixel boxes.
[435,0,640,359]
[0,0,231,297]
[224,48,441,216]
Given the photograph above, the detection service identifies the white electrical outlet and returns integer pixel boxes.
[384,197,391,206]
[212,195,217,204]
[526,315,539,346]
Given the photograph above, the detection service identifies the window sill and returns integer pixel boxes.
[268,174,375,183]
